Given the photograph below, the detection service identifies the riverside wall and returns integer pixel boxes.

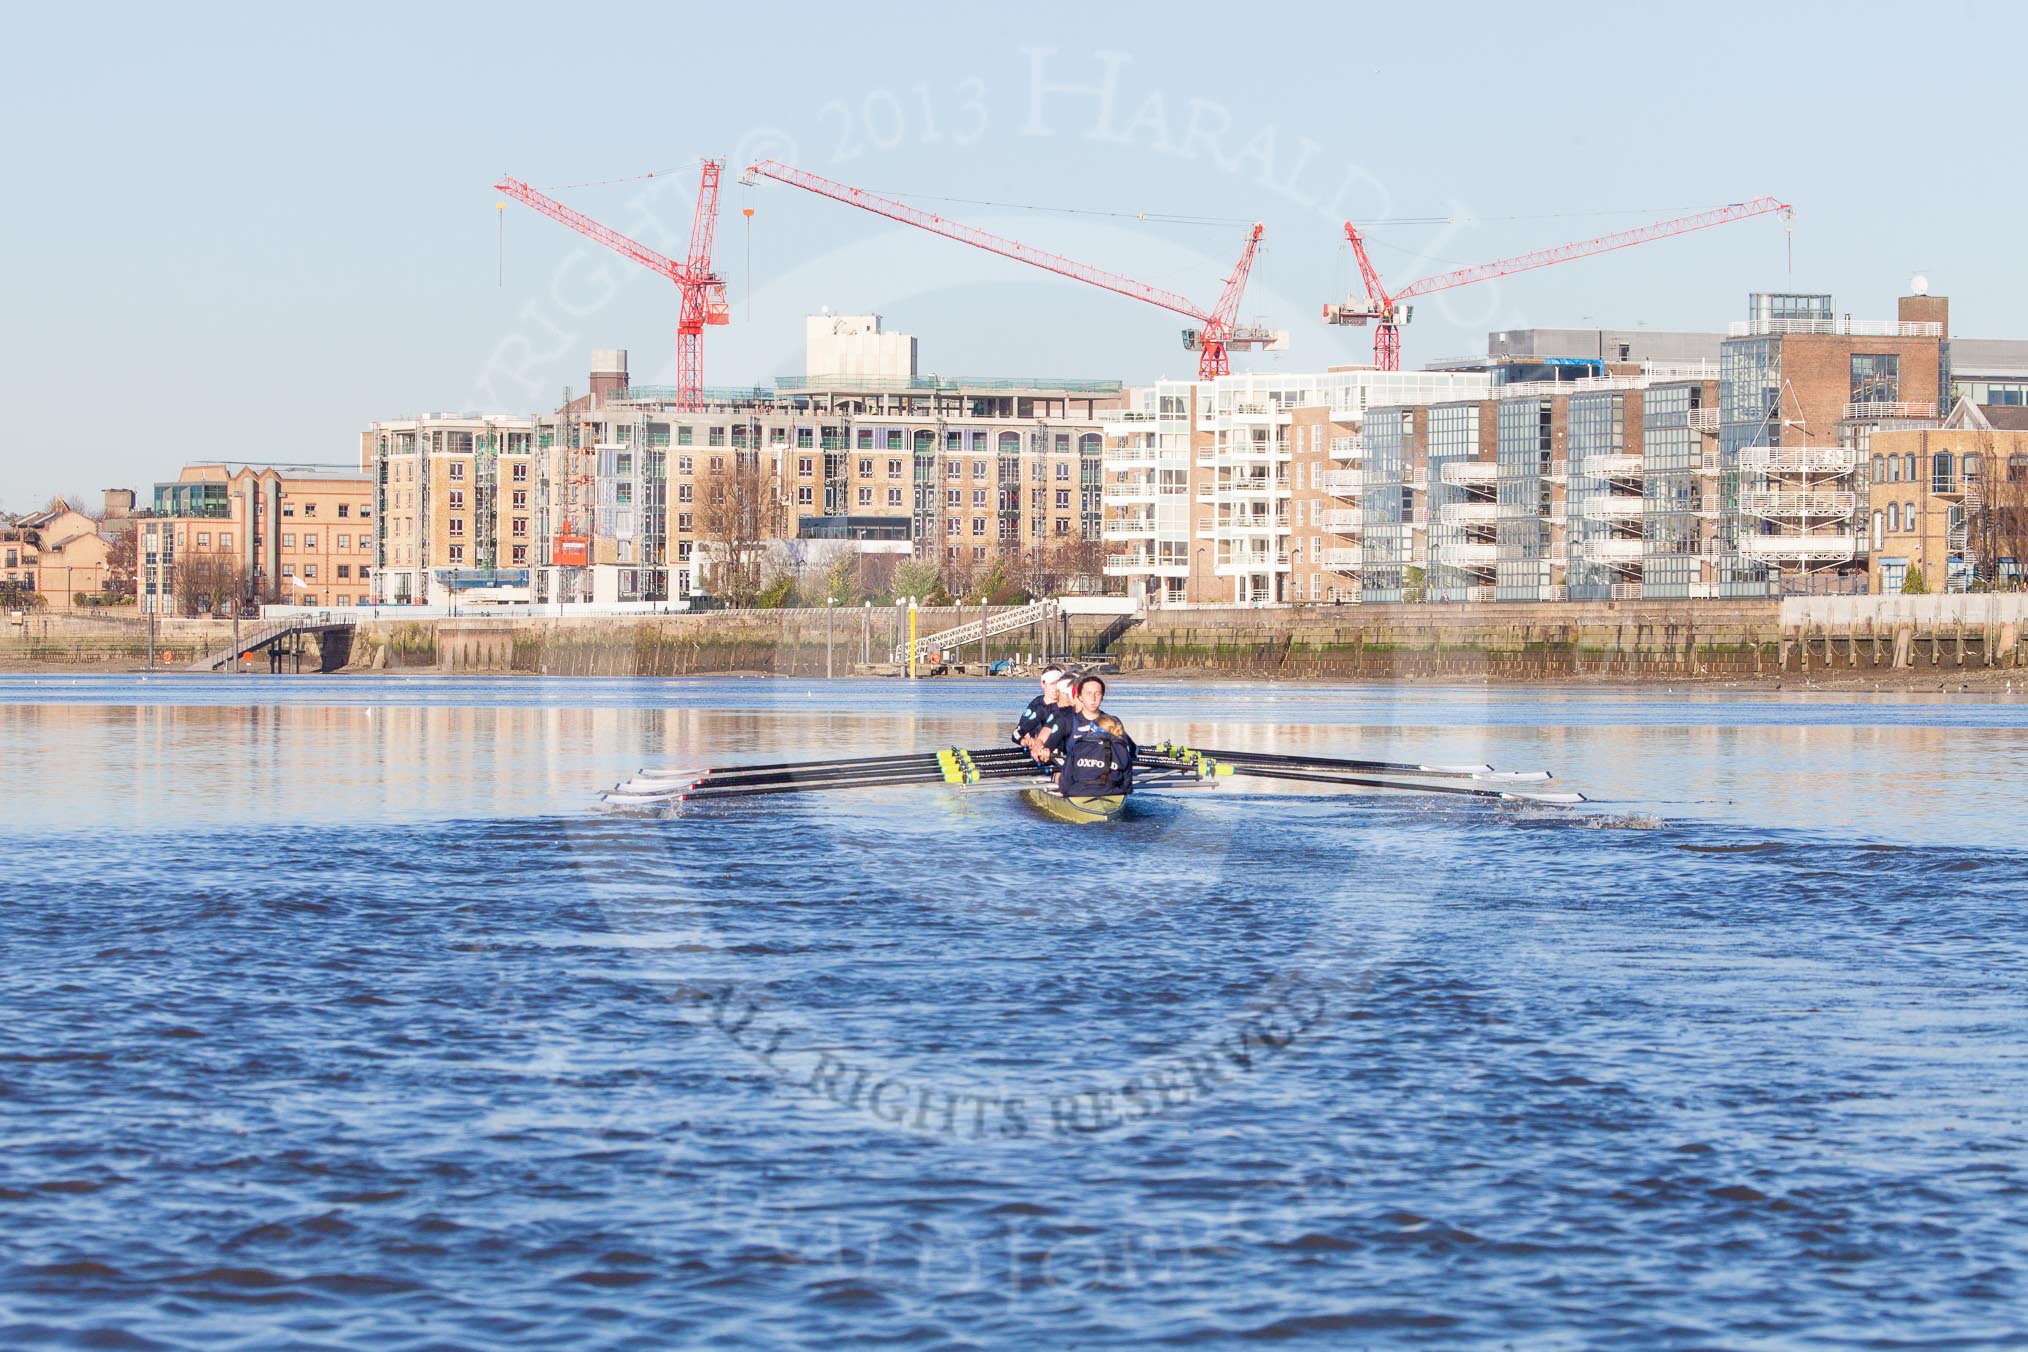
[1111,597,2028,680]
[7,597,2026,681]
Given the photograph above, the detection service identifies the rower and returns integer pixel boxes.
[1013,664,1064,752]
[1056,676,1136,800]
[1026,668,1078,766]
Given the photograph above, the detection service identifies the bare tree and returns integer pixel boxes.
[1968,431,2028,589]
[103,529,136,600]
[697,451,785,606]
[173,554,249,617]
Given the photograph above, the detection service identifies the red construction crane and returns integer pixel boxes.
[1326,196,1793,370]
[494,160,730,409]
[741,159,1277,379]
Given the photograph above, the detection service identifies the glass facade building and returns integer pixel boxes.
[1495,397,1554,601]
[1360,408,1411,603]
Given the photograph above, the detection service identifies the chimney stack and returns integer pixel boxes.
[589,348,629,403]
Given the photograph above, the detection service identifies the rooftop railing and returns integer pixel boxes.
[1728,318,1943,338]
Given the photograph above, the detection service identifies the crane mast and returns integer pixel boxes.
[742,159,1274,381]
[1326,196,1792,371]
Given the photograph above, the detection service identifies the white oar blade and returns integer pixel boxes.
[634,766,703,780]
[1419,763,1495,775]
[613,778,687,796]
[1501,789,1586,805]
[1474,770,1552,783]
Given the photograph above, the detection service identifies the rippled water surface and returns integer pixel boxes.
[5,674,2027,1348]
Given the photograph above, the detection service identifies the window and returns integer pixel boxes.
[338,503,350,517]
[857,487,873,506]
[1055,489,1071,509]
[797,427,814,448]
[337,564,351,579]
[512,491,527,509]
[1055,461,1070,481]
[888,458,903,479]
[196,532,210,547]
[1030,460,1045,482]
[946,461,961,480]
[1850,353,1900,406]
[947,545,959,561]
[1889,455,1901,483]
[887,487,903,506]
[303,503,316,517]
[708,426,726,447]
[857,428,874,450]
[799,457,814,477]
[450,462,464,480]
[304,533,317,549]
[973,460,988,480]
[1055,434,1070,454]
[971,517,985,536]
[709,456,725,474]
[1055,518,1069,535]
[1933,453,1954,493]
[1905,453,1917,481]
[1887,503,1900,532]
[512,546,527,564]
[677,455,692,475]
[449,518,464,537]
[221,532,233,548]
[282,503,295,517]
[337,534,349,549]
[449,544,464,564]
[797,485,813,505]
[1966,453,1983,481]
[448,490,464,510]
[677,512,693,532]
[710,485,725,505]
[359,566,370,580]
[679,485,693,503]
[1872,510,1884,550]
[281,533,295,548]
[947,488,962,507]
[677,426,694,446]
[1905,500,1916,529]
[512,463,528,482]
[512,517,528,536]
[281,563,295,577]
[1872,454,1884,484]
[858,458,873,477]
[945,518,959,536]
[973,488,987,507]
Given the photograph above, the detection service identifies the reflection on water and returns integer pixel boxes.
[6,674,2026,848]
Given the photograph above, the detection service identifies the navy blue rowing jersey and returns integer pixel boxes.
[1057,716,1136,797]
[1013,694,1050,745]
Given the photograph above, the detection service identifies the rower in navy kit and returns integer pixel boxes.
[1026,668,1079,768]
[1012,664,1064,751]
[1056,675,1136,801]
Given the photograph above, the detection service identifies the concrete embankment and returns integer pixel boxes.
[7,596,2026,683]
[1112,596,2028,682]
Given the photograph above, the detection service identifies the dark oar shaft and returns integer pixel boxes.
[678,765,1044,802]
[649,745,1032,781]
[1220,764,1574,803]
[694,748,1034,791]
[1184,745,1498,778]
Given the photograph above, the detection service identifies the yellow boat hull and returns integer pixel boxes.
[1021,789,1127,823]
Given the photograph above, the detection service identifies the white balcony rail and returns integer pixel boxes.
[1438,502,1501,525]
[1729,318,1943,338]
[1328,436,1362,459]
[1739,490,1859,518]
[1441,462,1501,485]
[1737,446,1862,473]
[1581,538,1646,563]
[1318,546,1363,570]
[1737,533,1860,562]
[1642,361,1721,382]
[1102,520,1159,539]
[1579,495,1649,519]
[1319,469,1362,494]
[1578,453,1644,476]
[1436,542,1500,567]
[1687,408,1720,433]
[1843,401,1938,421]
[1319,508,1362,531]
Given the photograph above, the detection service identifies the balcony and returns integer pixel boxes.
[1328,436,1362,460]
[1440,461,1501,486]
[1579,453,1644,476]
[1737,446,1862,474]
[1103,445,1159,464]
[1738,490,1858,518]
[1319,508,1362,531]
[1214,518,1285,537]
[1687,408,1720,434]
[1580,496,1649,520]
[1738,533,1860,562]
[1436,542,1499,567]
[1319,469,1362,494]
[1102,520,1158,540]
[1581,538,1647,563]
[1843,401,1937,421]
[1318,546,1363,571]
[1438,502,1501,526]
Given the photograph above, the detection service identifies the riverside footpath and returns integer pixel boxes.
[6,595,2028,685]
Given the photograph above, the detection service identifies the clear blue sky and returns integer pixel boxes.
[3,0,2020,510]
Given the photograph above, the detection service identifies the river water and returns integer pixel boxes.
[4,674,2026,1348]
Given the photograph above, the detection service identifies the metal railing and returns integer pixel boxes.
[894,597,1059,664]
[1728,318,1942,338]
[1739,490,1859,518]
